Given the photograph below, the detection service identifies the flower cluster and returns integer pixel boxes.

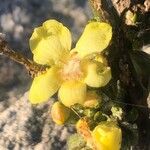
[29,19,122,150]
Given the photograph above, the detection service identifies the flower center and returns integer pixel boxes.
[60,55,83,81]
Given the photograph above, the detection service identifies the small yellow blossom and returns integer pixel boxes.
[51,101,70,125]
[92,121,122,150]
[84,91,101,108]
[29,19,112,106]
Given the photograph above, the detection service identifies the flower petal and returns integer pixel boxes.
[58,80,87,107]
[84,61,111,87]
[76,22,112,58]
[30,19,72,65]
[29,66,61,104]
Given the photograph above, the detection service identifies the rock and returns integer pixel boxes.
[0,92,74,150]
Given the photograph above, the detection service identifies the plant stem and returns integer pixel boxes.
[89,0,108,22]
[0,36,48,78]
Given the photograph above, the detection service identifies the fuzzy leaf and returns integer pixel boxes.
[67,134,86,150]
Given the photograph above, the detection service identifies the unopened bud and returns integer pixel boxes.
[51,101,70,125]
[84,91,101,108]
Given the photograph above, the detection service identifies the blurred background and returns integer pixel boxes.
[0,0,92,100]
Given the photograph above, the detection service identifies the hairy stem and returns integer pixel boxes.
[89,0,109,22]
[0,36,48,78]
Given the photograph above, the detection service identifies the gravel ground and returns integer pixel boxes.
[0,92,75,150]
[0,1,91,149]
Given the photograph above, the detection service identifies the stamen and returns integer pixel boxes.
[60,56,83,81]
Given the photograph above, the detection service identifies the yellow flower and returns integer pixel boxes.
[29,19,112,106]
[92,122,122,150]
[51,101,70,125]
[83,91,101,108]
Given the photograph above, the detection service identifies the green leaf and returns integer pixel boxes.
[65,110,79,125]
[130,51,150,92]
[71,104,85,116]
[130,51,150,75]
[94,111,107,122]
[83,109,96,118]
[67,134,86,150]
[125,108,139,123]
[100,79,118,101]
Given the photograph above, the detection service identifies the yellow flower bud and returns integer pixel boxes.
[51,101,70,125]
[84,91,101,108]
[92,122,122,150]
[76,119,95,149]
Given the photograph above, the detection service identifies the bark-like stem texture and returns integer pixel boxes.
[0,36,48,77]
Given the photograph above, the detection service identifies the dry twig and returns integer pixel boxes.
[0,35,48,78]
